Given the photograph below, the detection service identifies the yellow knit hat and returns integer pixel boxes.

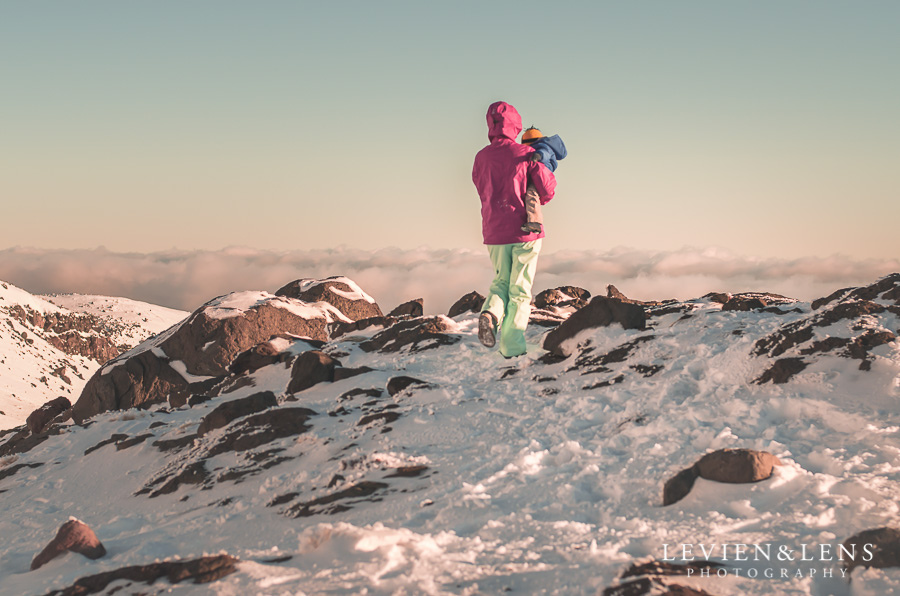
[522,126,543,144]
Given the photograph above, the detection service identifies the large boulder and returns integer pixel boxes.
[387,298,424,318]
[543,297,646,357]
[448,291,485,317]
[73,281,374,423]
[26,396,71,435]
[812,273,900,310]
[275,276,383,321]
[663,448,781,505]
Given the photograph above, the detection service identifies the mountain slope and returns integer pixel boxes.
[0,275,899,595]
[0,282,187,430]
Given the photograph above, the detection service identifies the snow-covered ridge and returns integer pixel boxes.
[0,275,899,595]
[0,282,187,431]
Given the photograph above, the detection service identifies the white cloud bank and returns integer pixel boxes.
[0,246,897,314]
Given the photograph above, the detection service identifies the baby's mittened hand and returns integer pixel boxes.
[530,152,541,162]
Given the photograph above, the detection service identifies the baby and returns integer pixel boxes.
[521,127,567,234]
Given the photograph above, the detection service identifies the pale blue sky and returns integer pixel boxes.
[2,1,898,258]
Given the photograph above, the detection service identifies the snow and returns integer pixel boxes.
[300,276,378,304]
[1,285,899,594]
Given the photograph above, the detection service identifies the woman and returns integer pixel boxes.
[472,101,557,358]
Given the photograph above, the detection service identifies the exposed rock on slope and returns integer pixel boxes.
[73,283,377,422]
[0,281,186,430]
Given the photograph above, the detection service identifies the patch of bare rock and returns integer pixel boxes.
[44,554,238,596]
[753,275,900,383]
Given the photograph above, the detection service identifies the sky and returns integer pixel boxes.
[0,2,898,307]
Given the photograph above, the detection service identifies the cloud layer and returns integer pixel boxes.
[1,246,897,314]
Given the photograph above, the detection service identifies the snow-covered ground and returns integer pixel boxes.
[0,282,187,430]
[1,279,900,595]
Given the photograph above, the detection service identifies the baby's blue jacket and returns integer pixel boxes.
[529,135,567,172]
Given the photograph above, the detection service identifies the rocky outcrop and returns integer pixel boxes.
[812,273,900,310]
[26,396,71,434]
[275,276,383,321]
[44,554,237,595]
[197,391,278,436]
[287,351,340,393]
[31,519,106,571]
[534,286,591,310]
[754,357,809,384]
[663,448,781,505]
[753,292,899,379]
[387,298,423,318]
[73,282,375,423]
[447,291,485,317]
[543,297,647,357]
[6,304,121,363]
[386,376,432,397]
[359,316,458,353]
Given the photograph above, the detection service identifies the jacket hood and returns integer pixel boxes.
[486,101,522,142]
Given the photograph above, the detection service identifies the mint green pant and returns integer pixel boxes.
[482,239,542,357]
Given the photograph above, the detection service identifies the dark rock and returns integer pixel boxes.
[31,519,106,570]
[339,388,383,401]
[386,376,431,397]
[543,297,647,357]
[333,366,374,382]
[143,461,210,497]
[329,316,394,339]
[387,298,423,318]
[360,316,458,353]
[83,433,129,456]
[755,357,809,384]
[534,286,591,309]
[385,465,429,477]
[722,297,767,311]
[813,273,900,310]
[842,527,900,572]
[116,433,154,451]
[574,336,655,373]
[152,433,198,452]
[448,291,486,317]
[286,481,388,518]
[26,396,71,435]
[357,411,401,426]
[197,391,278,436]
[44,554,238,595]
[287,350,340,393]
[168,375,226,409]
[663,467,699,506]
[206,407,315,457]
[275,277,383,321]
[0,462,43,483]
[702,292,731,304]
[229,340,281,375]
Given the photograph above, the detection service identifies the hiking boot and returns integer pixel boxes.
[478,312,497,348]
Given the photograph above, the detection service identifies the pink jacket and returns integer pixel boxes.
[472,101,557,245]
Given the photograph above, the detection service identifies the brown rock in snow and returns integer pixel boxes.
[31,519,106,571]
